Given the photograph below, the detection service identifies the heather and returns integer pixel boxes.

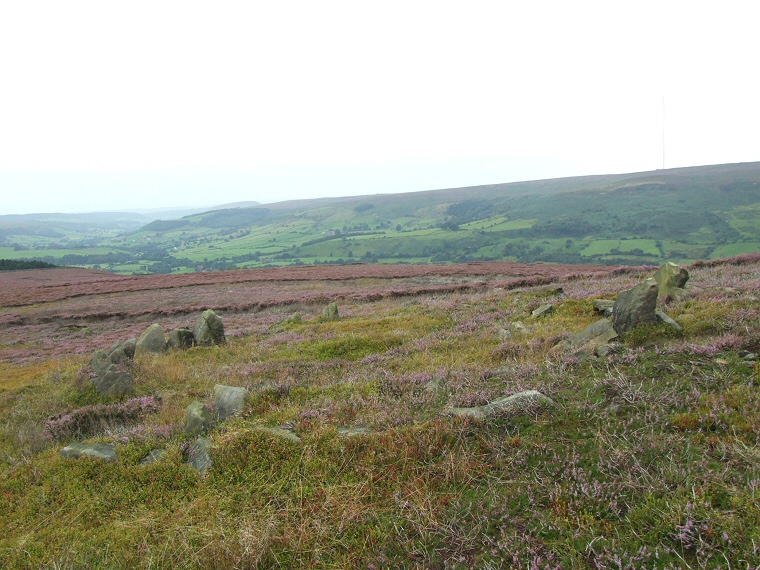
[1,257,759,568]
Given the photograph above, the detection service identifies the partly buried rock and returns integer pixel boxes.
[653,262,689,301]
[185,400,213,437]
[168,327,195,350]
[61,442,117,462]
[136,323,167,355]
[282,312,302,325]
[254,425,302,443]
[194,310,225,346]
[593,299,615,317]
[214,384,249,422]
[139,449,167,465]
[448,390,556,420]
[322,302,340,321]
[92,369,134,396]
[656,309,682,331]
[91,350,114,376]
[108,347,130,365]
[613,278,658,334]
[555,318,618,355]
[531,304,554,318]
[185,437,212,473]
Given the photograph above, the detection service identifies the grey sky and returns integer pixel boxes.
[1,1,758,215]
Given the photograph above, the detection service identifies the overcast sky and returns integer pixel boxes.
[1,1,758,215]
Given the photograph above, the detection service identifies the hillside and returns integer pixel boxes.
[1,162,759,273]
[1,256,759,568]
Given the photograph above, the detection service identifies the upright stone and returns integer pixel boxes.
[185,437,212,474]
[185,401,213,437]
[653,262,690,302]
[214,384,249,422]
[194,310,225,346]
[122,338,137,359]
[322,302,339,321]
[92,370,134,396]
[613,278,659,334]
[135,324,167,355]
[90,350,114,376]
[168,327,196,350]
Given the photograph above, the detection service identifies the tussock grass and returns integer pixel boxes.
[2,259,760,568]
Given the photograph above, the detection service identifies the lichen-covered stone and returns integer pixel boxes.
[185,437,212,473]
[92,370,134,396]
[531,304,553,318]
[135,324,167,355]
[653,262,689,302]
[90,350,114,376]
[322,302,339,321]
[168,327,195,350]
[185,401,213,437]
[193,310,225,346]
[613,278,659,334]
[214,384,249,422]
[61,442,117,462]
[448,390,556,420]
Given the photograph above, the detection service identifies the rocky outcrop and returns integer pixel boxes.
[613,278,659,334]
[448,390,555,420]
[214,384,249,422]
[136,323,167,355]
[194,310,225,346]
[653,262,689,302]
[61,442,117,462]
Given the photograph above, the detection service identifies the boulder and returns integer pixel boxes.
[122,338,137,359]
[92,370,134,397]
[108,347,129,365]
[185,437,212,473]
[61,442,117,462]
[448,390,555,420]
[135,324,167,355]
[168,327,195,350]
[593,299,615,317]
[655,309,682,331]
[214,384,249,422]
[90,350,114,376]
[322,302,340,321]
[194,310,225,346]
[531,304,554,318]
[185,401,213,437]
[653,262,689,302]
[612,278,659,334]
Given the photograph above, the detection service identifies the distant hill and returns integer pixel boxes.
[2,162,759,273]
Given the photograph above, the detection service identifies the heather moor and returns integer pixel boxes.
[2,254,760,568]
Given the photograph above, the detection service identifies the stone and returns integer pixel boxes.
[593,299,615,317]
[214,384,249,422]
[531,304,553,318]
[91,350,114,376]
[136,323,167,355]
[655,309,683,331]
[337,426,372,437]
[322,302,340,321]
[92,370,134,396]
[193,310,225,346]
[448,390,555,420]
[108,347,129,365]
[282,312,302,325]
[254,425,302,443]
[498,328,512,341]
[569,318,618,350]
[510,321,527,334]
[185,437,212,473]
[612,278,659,334]
[168,327,195,350]
[653,262,689,302]
[185,401,213,437]
[139,449,167,465]
[122,338,137,359]
[61,442,117,462]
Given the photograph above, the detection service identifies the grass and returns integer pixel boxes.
[1,257,760,568]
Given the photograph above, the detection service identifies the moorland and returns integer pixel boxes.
[1,161,759,273]
[1,255,760,568]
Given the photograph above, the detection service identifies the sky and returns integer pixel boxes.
[1,1,758,215]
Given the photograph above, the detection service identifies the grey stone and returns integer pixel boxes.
[135,323,167,355]
[531,304,554,318]
[282,312,302,325]
[139,449,167,464]
[168,327,195,350]
[61,442,117,462]
[122,338,137,359]
[193,310,225,346]
[498,328,512,341]
[337,426,372,437]
[572,318,618,349]
[653,262,689,301]
[510,321,527,334]
[254,426,302,443]
[214,384,249,422]
[185,437,212,473]
[92,370,134,396]
[613,278,659,334]
[91,350,114,375]
[655,309,682,331]
[322,302,340,321]
[448,390,556,420]
[185,400,213,437]
[593,299,615,317]
[108,347,129,365]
